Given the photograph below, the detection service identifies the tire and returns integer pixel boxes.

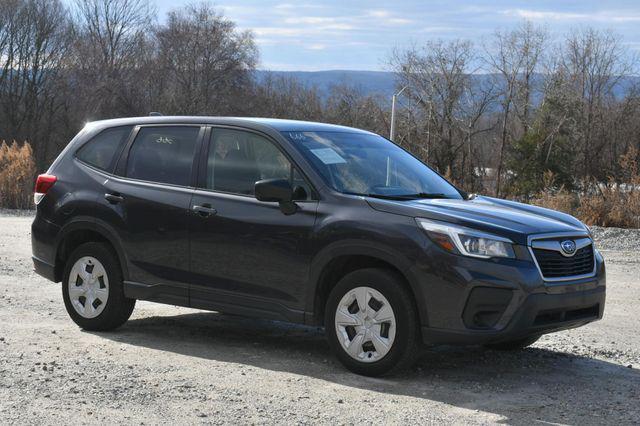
[484,335,541,351]
[325,268,420,376]
[62,242,135,331]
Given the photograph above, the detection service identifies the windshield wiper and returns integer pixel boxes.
[346,192,452,201]
[399,192,451,199]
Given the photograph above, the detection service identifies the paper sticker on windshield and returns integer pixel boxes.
[310,148,346,164]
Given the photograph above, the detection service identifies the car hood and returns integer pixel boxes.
[366,195,588,246]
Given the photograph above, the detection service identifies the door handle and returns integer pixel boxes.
[192,204,217,217]
[104,193,124,204]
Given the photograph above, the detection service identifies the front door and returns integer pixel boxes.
[189,127,317,321]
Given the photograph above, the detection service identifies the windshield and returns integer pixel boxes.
[282,131,462,200]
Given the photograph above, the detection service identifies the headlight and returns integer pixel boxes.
[416,218,515,259]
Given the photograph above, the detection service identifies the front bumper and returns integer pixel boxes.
[421,285,605,345]
[412,244,606,345]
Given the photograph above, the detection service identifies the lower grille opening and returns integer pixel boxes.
[534,304,599,326]
[533,310,563,325]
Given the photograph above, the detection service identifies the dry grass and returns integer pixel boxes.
[532,149,640,229]
[0,140,36,210]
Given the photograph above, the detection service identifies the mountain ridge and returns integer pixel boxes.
[254,70,398,100]
[254,70,639,103]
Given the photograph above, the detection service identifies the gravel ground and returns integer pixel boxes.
[0,214,639,425]
[0,208,35,217]
[591,226,640,251]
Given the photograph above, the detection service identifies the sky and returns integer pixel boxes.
[152,0,640,71]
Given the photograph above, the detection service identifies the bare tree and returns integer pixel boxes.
[325,84,387,134]
[70,0,153,118]
[251,74,323,120]
[484,21,548,196]
[152,2,257,115]
[456,76,497,190]
[0,0,72,169]
[391,40,489,185]
[560,28,635,179]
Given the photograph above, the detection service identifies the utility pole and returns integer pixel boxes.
[389,86,408,141]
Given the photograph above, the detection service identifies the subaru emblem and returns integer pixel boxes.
[560,240,577,256]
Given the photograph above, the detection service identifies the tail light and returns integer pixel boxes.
[34,174,57,205]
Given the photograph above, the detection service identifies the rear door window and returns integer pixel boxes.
[126,126,200,186]
[76,126,132,172]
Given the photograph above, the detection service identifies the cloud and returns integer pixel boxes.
[387,18,412,25]
[368,10,391,18]
[203,0,640,72]
[502,8,640,23]
[282,16,357,30]
[254,37,279,46]
[306,43,327,50]
[217,5,260,14]
[283,16,337,24]
[253,23,354,37]
[503,9,590,20]
[253,27,311,36]
[322,23,357,30]
[623,41,640,50]
[364,9,412,25]
[418,26,460,33]
[274,3,325,11]
[281,13,411,29]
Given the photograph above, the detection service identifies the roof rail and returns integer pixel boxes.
[149,112,162,116]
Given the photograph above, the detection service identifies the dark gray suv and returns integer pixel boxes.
[31,116,606,376]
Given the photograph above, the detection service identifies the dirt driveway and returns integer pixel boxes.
[1,213,639,425]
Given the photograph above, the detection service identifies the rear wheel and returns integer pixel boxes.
[485,335,541,351]
[325,268,420,376]
[62,242,135,331]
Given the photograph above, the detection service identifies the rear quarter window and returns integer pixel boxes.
[76,126,132,172]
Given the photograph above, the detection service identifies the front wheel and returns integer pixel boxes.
[325,268,420,376]
[62,242,135,331]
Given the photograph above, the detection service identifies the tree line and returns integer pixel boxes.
[390,22,639,197]
[1,0,639,204]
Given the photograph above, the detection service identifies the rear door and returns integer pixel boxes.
[104,124,205,305]
[188,126,318,320]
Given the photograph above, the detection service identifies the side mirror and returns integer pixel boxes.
[255,178,293,202]
[255,179,297,214]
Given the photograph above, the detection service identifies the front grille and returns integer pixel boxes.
[532,244,595,279]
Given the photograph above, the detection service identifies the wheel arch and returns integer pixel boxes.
[306,240,427,326]
[54,218,128,282]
